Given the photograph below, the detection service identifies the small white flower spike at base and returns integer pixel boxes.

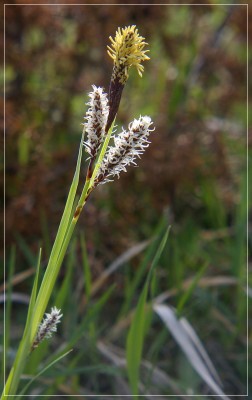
[32,307,63,350]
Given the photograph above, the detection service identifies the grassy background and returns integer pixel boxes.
[2,2,250,397]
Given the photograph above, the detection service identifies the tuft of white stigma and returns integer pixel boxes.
[83,85,109,158]
[96,115,154,185]
[32,307,63,349]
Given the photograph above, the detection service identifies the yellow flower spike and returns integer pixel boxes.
[105,25,150,133]
[107,25,150,84]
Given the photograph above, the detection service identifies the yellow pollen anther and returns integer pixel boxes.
[107,25,150,84]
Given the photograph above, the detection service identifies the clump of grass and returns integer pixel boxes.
[2,25,153,398]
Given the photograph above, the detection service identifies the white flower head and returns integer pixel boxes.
[83,85,109,158]
[32,306,63,350]
[95,115,154,185]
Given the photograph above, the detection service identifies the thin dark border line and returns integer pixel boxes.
[3,2,249,398]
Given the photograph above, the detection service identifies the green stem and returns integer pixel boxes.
[2,121,115,398]
[2,323,33,399]
[31,119,114,338]
[31,178,90,342]
[2,138,84,398]
[31,120,115,334]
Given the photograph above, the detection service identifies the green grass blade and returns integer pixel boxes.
[31,137,84,340]
[126,283,148,397]
[54,240,75,310]
[176,262,207,316]
[3,139,84,398]
[80,232,91,302]
[126,226,170,397]
[25,248,42,330]
[120,217,168,317]
[146,226,170,287]
[2,249,42,399]
[2,247,15,384]
[39,210,51,258]
[17,349,73,397]
[15,234,37,266]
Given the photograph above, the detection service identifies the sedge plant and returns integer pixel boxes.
[2,25,154,397]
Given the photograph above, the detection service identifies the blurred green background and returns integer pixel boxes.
[2,1,250,397]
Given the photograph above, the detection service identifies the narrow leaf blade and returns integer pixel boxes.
[153,304,229,399]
